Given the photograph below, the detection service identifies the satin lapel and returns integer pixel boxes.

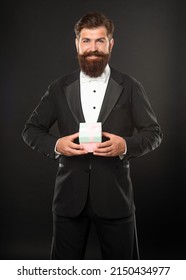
[65,79,85,124]
[97,77,124,124]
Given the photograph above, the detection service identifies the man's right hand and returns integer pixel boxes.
[55,132,88,156]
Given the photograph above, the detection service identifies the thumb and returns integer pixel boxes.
[70,132,79,141]
[102,131,112,139]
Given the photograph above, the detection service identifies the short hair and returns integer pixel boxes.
[74,12,114,39]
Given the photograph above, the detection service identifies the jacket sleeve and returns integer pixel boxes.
[22,86,59,160]
[124,81,163,160]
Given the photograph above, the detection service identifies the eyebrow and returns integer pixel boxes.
[81,37,106,40]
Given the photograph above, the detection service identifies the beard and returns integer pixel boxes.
[77,51,111,78]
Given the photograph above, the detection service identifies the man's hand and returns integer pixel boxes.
[56,132,88,156]
[93,132,126,157]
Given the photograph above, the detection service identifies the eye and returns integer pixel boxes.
[82,39,90,43]
[97,38,105,43]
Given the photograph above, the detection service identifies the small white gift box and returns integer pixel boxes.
[79,122,102,153]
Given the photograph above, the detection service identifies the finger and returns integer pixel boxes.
[102,131,112,138]
[93,146,112,154]
[70,142,84,150]
[93,150,113,157]
[95,140,111,149]
[69,132,79,141]
[65,145,88,156]
[69,148,88,155]
[93,142,112,153]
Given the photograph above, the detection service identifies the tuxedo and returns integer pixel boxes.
[22,67,162,220]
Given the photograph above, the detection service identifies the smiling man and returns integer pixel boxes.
[76,25,114,77]
[22,12,162,260]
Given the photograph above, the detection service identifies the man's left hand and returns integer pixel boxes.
[93,132,126,157]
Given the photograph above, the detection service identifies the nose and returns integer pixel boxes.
[89,41,97,52]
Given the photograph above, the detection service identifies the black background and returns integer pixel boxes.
[1,0,186,259]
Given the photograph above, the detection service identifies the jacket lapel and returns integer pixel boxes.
[97,76,124,124]
[65,79,85,124]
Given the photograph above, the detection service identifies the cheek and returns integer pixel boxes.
[101,43,111,53]
[78,46,87,54]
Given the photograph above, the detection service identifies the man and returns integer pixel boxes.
[22,12,162,259]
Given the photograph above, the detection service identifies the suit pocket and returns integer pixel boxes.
[113,103,127,110]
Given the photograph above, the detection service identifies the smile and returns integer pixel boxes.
[86,55,102,60]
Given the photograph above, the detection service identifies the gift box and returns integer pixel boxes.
[79,122,102,153]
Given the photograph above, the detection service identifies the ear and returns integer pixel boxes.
[75,38,79,53]
[109,38,114,52]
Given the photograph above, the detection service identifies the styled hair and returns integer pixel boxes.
[74,12,114,39]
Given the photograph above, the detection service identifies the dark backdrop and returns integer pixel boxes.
[1,0,186,259]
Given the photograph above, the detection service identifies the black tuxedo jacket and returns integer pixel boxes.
[22,67,162,218]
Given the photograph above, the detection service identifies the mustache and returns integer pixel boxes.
[81,51,106,58]
[77,51,111,77]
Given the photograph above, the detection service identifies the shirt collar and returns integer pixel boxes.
[80,64,110,83]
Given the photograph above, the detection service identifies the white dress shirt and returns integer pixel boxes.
[80,64,110,122]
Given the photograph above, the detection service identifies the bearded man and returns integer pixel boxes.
[22,12,162,260]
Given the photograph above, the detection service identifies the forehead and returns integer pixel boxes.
[79,26,108,39]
